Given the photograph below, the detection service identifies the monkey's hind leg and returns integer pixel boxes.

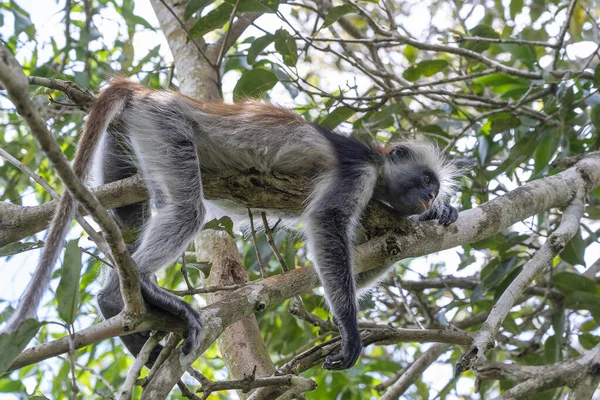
[98,130,167,363]
[128,130,206,356]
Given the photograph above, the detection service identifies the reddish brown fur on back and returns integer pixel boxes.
[183,95,308,127]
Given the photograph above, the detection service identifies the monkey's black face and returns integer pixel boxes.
[378,164,440,216]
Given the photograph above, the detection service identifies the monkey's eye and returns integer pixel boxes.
[423,174,431,184]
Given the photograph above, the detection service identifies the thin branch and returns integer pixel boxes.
[260,211,289,272]
[28,76,95,110]
[137,333,181,388]
[169,283,245,296]
[248,208,268,278]
[453,35,559,49]
[119,332,166,400]
[196,367,316,400]
[214,0,241,69]
[381,343,450,400]
[0,147,113,262]
[456,183,587,376]
[553,0,579,69]
[157,0,217,71]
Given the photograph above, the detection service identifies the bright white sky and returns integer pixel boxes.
[1,1,599,399]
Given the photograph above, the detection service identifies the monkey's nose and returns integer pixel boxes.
[428,192,435,201]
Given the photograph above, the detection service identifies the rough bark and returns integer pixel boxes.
[197,231,278,399]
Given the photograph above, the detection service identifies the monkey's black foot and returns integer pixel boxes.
[323,332,362,371]
[439,204,458,226]
[138,276,203,355]
[181,312,202,355]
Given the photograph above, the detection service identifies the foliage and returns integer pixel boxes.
[0,0,599,398]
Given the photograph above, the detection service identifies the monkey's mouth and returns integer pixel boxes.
[419,198,432,211]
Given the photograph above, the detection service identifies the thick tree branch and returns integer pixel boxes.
[474,344,600,399]
[456,182,587,375]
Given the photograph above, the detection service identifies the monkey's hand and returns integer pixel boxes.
[139,275,202,355]
[323,326,362,371]
[418,202,458,227]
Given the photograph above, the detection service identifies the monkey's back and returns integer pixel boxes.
[119,86,337,176]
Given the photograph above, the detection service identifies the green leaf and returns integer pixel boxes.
[247,34,275,64]
[0,240,44,257]
[509,0,524,19]
[322,4,356,28]
[533,133,556,175]
[474,73,529,87]
[319,106,355,129]
[560,229,586,266]
[235,0,280,13]
[56,240,82,325]
[580,319,598,332]
[594,64,600,88]
[490,116,520,134]
[190,3,234,37]
[591,104,600,131]
[403,45,418,63]
[233,68,278,99]
[403,60,448,81]
[0,319,43,374]
[544,335,562,364]
[464,25,499,53]
[203,216,235,238]
[580,333,600,349]
[274,29,298,67]
[419,60,448,77]
[11,0,33,39]
[494,266,522,301]
[552,272,600,295]
[0,377,25,393]
[564,291,600,322]
[184,0,215,20]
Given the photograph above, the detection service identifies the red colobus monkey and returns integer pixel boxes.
[3,79,459,370]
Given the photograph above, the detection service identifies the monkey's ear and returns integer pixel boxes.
[389,145,412,162]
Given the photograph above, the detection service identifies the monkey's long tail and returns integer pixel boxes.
[1,82,132,334]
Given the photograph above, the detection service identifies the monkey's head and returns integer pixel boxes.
[375,141,459,216]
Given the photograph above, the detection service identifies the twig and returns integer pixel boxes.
[57,355,117,395]
[137,333,181,387]
[196,367,316,399]
[180,251,194,290]
[453,35,559,48]
[214,0,241,69]
[553,0,579,69]
[157,0,217,71]
[66,325,80,400]
[0,147,113,261]
[248,208,268,278]
[169,283,245,296]
[260,211,289,272]
[177,380,202,400]
[288,296,337,332]
[119,331,166,400]
[381,343,450,400]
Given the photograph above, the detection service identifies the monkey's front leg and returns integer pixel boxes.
[306,171,377,370]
